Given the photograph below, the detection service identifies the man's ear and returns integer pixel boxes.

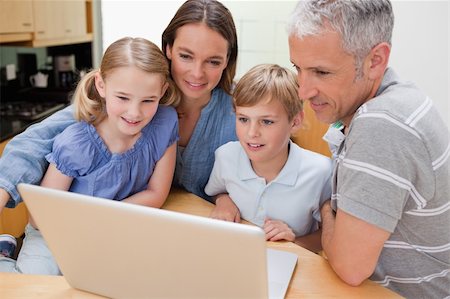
[366,42,391,80]
[94,72,106,98]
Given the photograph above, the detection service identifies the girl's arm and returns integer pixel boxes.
[123,142,177,208]
[29,163,74,228]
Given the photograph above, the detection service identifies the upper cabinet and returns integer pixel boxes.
[0,0,34,43]
[0,0,92,47]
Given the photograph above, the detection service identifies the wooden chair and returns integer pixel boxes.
[292,103,331,157]
[0,139,29,238]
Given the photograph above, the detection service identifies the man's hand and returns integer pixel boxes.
[210,194,241,222]
[264,218,295,242]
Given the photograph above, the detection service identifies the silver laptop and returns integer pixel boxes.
[18,183,297,299]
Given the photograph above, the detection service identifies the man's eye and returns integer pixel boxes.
[315,70,330,76]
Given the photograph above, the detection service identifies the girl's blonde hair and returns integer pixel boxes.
[233,64,302,121]
[73,37,180,124]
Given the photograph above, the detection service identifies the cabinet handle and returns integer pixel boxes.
[65,30,71,33]
[37,31,45,34]
[22,23,32,27]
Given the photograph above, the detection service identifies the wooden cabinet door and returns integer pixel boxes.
[62,0,87,37]
[32,0,86,41]
[0,0,34,33]
[32,0,64,40]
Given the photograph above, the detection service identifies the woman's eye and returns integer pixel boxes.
[179,53,191,60]
[118,96,128,101]
[238,117,248,123]
[208,60,221,66]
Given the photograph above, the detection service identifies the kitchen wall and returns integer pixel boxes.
[100,0,449,126]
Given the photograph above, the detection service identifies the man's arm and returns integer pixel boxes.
[320,201,390,286]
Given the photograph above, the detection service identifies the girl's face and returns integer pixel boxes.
[95,66,168,138]
[166,22,228,103]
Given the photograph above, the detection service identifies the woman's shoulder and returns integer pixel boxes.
[148,105,178,125]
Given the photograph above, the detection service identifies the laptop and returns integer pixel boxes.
[18,183,297,299]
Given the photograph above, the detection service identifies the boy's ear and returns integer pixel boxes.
[291,111,304,133]
[94,72,106,98]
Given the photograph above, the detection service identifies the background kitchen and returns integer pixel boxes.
[1,0,448,147]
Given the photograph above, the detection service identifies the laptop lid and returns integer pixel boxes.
[18,183,296,299]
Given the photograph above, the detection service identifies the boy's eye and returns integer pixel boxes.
[262,119,274,125]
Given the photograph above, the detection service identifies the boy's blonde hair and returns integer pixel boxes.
[233,64,302,121]
[73,37,180,124]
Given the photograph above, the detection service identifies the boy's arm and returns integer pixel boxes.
[0,105,75,208]
[123,142,177,208]
[210,193,241,222]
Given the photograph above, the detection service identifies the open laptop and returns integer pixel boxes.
[18,183,297,299]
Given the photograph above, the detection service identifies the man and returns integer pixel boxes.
[287,0,450,298]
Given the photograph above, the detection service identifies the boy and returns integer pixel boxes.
[205,64,332,252]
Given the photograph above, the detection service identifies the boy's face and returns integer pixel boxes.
[235,98,302,169]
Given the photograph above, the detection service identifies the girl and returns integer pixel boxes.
[1,37,180,274]
[0,0,240,268]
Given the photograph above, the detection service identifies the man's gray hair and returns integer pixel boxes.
[287,0,394,74]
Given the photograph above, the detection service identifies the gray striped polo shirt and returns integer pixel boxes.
[330,68,450,298]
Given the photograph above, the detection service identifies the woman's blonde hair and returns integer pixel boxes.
[233,64,302,121]
[73,37,180,124]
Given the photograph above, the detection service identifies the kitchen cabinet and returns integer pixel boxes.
[0,0,34,43]
[0,0,93,47]
[32,0,91,47]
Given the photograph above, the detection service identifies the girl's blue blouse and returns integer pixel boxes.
[45,105,178,200]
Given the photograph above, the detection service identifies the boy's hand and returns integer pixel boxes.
[264,218,295,242]
[210,194,241,222]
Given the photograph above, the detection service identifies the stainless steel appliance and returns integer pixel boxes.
[54,55,76,88]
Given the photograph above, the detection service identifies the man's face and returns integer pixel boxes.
[288,29,375,126]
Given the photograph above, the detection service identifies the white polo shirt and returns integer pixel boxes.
[205,141,332,236]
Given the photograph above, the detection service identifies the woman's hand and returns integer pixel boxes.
[264,218,295,242]
[210,193,241,222]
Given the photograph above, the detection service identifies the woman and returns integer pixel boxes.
[0,0,238,218]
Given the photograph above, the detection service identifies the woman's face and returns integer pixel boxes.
[166,22,228,104]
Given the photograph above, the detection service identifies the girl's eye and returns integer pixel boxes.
[238,117,248,123]
[262,119,274,125]
[118,96,128,101]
